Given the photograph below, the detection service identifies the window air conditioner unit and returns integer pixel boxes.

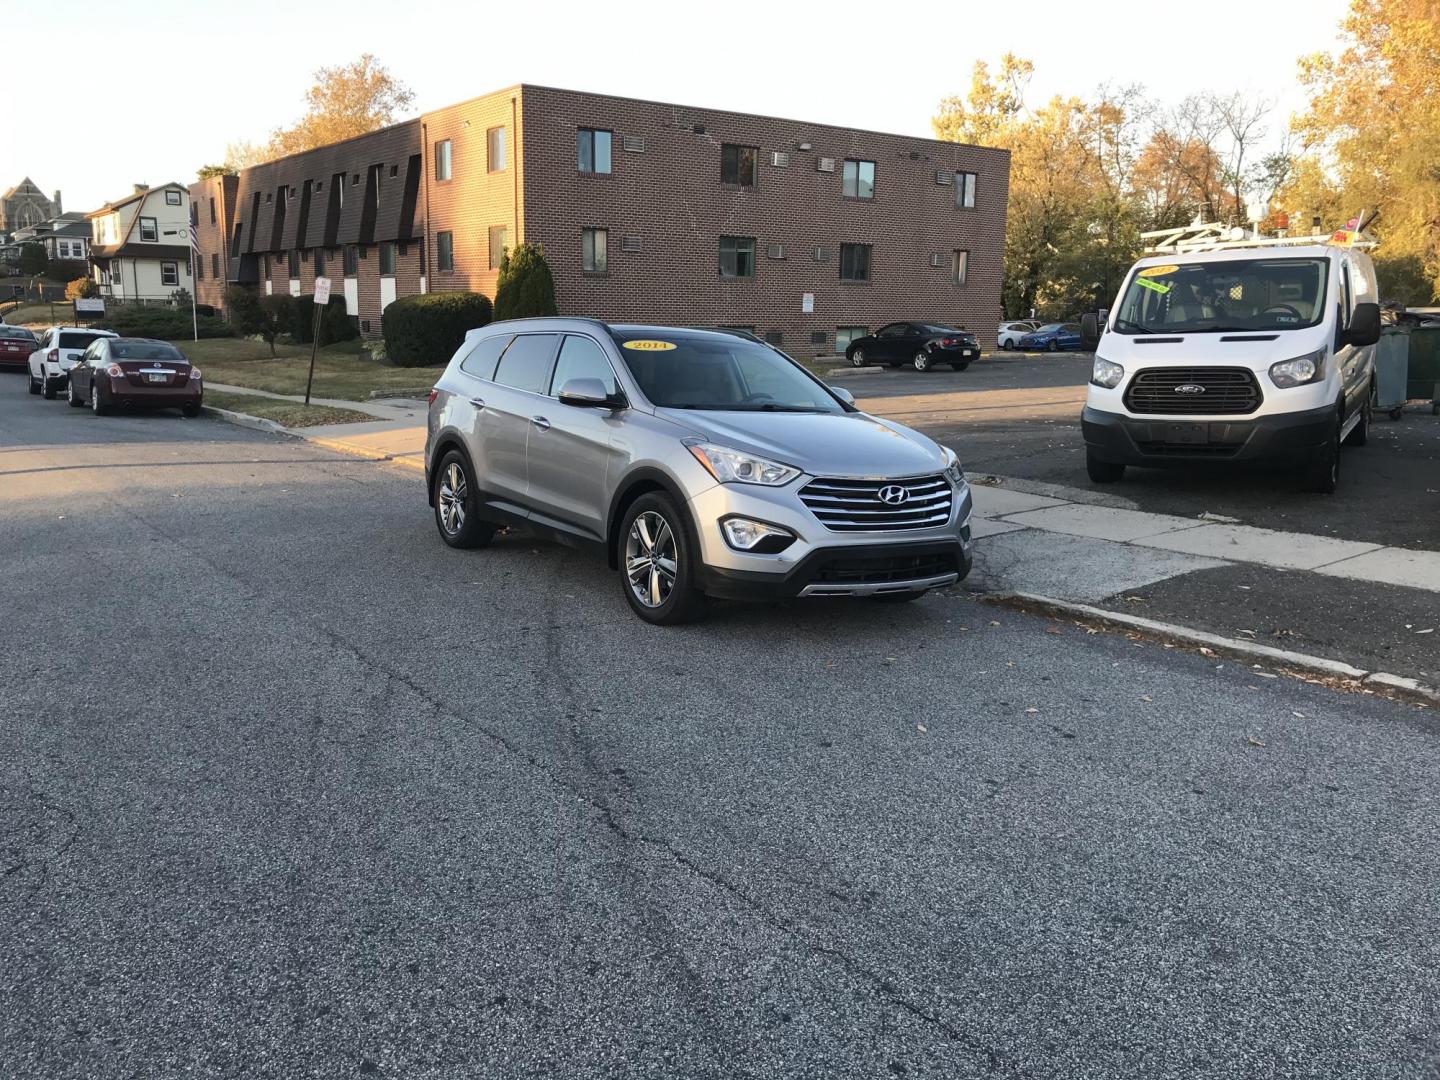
[817,157,835,173]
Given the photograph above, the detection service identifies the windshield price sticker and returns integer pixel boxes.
[1138,265,1179,277]
[623,340,677,351]
[1136,277,1171,295]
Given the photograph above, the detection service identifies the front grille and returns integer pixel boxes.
[811,551,959,585]
[799,475,952,532]
[1123,367,1262,416]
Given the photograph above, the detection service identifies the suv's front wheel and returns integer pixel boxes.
[619,492,706,625]
[433,450,495,549]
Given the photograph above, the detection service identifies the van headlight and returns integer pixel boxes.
[685,441,799,486]
[1090,356,1124,388]
[942,446,966,486]
[1269,349,1326,388]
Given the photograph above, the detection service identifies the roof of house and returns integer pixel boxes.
[86,182,187,218]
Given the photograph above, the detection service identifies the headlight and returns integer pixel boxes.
[685,441,799,486]
[720,517,795,553]
[1269,349,1325,388]
[942,446,966,486]
[1091,356,1124,388]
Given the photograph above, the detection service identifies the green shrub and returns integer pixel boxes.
[493,242,557,321]
[18,244,47,277]
[227,285,290,355]
[47,259,88,283]
[96,305,233,340]
[382,291,493,368]
[289,295,359,346]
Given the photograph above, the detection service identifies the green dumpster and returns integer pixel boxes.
[1409,326,1440,414]
[1376,326,1409,418]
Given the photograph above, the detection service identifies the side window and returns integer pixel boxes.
[1340,262,1354,325]
[878,324,906,338]
[550,335,619,396]
[458,334,512,380]
[492,334,559,395]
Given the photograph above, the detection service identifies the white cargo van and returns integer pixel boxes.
[1079,223,1382,493]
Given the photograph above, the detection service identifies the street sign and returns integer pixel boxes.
[313,276,332,305]
[74,298,105,313]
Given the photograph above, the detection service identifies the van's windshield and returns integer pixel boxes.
[1112,257,1330,334]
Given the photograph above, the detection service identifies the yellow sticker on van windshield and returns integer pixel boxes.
[623,340,677,351]
[1138,264,1179,277]
[1136,277,1171,295]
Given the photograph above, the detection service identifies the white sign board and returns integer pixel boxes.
[801,292,814,314]
[74,298,105,313]
[313,276,332,305]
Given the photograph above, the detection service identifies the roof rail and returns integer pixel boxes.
[1141,215,1378,255]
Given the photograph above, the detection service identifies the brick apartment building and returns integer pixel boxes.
[191,85,1009,355]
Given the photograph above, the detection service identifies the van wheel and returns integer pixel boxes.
[619,493,706,625]
[432,450,495,549]
[1344,382,1373,447]
[1304,408,1342,494]
[1086,451,1125,484]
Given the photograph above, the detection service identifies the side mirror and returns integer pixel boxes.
[1080,312,1101,352]
[557,377,619,408]
[1343,302,1381,348]
[831,386,855,406]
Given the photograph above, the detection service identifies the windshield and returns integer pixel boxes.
[611,330,844,412]
[1114,257,1329,334]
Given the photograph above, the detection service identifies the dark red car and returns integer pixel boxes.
[67,337,203,417]
[0,324,38,369]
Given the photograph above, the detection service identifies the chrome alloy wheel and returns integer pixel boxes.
[624,511,677,609]
[437,462,467,535]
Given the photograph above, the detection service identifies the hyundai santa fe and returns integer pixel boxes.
[426,319,974,624]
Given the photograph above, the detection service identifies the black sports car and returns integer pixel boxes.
[844,322,980,372]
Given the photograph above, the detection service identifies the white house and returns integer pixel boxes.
[87,182,193,301]
[11,213,91,264]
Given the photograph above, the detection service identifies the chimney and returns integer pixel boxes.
[53,190,62,215]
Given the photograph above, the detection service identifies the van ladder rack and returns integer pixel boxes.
[1141,217,1377,255]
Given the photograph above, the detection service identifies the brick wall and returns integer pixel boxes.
[187,174,237,314]
[519,85,1009,354]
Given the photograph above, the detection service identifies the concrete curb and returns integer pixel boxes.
[202,404,425,471]
[980,590,1439,707]
[199,405,291,436]
[826,365,883,375]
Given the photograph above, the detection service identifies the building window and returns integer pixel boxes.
[343,246,358,276]
[193,254,203,280]
[718,235,756,279]
[264,256,271,282]
[314,248,326,276]
[721,144,757,186]
[842,159,876,199]
[955,171,977,209]
[160,261,179,287]
[488,225,508,270]
[577,129,612,174]
[139,217,158,242]
[212,253,220,279]
[435,140,452,181]
[434,233,452,273]
[369,164,383,211]
[190,203,198,226]
[839,243,872,282]
[166,189,182,206]
[582,228,607,272]
[953,249,969,286]
[487,126,506,172]
[836,326,869,353]
[209,198,216,224]
[288,250,300,277]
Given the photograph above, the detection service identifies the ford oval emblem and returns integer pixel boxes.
[1173,384,1206,394]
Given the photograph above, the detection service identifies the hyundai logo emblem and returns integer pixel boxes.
[1173,384,1206,394]
[878,485,910,505]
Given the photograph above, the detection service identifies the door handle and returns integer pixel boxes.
[530,415,551,431]
[468,396,485,408]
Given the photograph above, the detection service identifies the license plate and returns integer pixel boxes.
[963,350,976,358]
[146,373,169,384]
[1165,423,1208,444]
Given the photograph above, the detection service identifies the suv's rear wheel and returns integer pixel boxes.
[848,347,867,367]
[619,492,705,625]
[433,450,495,549]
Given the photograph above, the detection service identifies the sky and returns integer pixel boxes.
[5,0,1351,215]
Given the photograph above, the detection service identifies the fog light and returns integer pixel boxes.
[721,517,795,554]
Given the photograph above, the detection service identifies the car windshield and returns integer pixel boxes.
[113,342,184,361]
[921,324,957,335]
[612,330,843,412]
[1113,257,1329,333]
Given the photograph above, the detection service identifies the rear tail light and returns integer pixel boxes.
[189,367,203,380]
[106,363,123,377]
[47,348,59,362]
[941,337,958,346]
[427,388,439,404]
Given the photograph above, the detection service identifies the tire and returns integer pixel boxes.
[27,369,40,395]
[67,379,84,407]
[912,350,932,372]
[1343,382,1373,447]
[432,449,495,549]
[848,347,867,367]
[1048,339,1059,353]
[952,362,970,372]
[181,401,201,419]
[90,383,108,416]
[1303,406,1342,494]
[619,492,706,625]
[1086,450,1125,484]
[41,376,56,400]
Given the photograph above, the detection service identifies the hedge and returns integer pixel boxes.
[493,243,557,321]
[382,291,493,368]
[96,305,233,340]
[289,295,359,346]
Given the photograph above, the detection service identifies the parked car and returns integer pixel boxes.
[426,320,974,625]
[844,323,980,371]
[1,324,38,371]
[1081,243,1380,493]
[1017,322,1084,352]
[27,326,116,399]
[997,320,1040,348]
[67,337,203,417]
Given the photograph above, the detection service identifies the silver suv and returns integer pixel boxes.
[426,319,974,624]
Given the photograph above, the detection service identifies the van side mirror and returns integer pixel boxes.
[1080,313,1101,352]
[1343,302,1381,348]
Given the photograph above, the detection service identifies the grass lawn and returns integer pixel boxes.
[175,338,442,401]
[1,301,72,328]
[204,389,374,428]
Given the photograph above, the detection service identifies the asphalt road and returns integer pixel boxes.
[842,352,1440,549]
[3,375,1440,1079]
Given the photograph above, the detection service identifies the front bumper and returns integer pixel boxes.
[1082,404,1335,465]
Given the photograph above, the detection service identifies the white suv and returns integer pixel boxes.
[29,326,117,399]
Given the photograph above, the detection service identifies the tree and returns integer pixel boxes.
[268,54,414,159]
[65,277,98,300]
[196,164,237,180]
[226,285,290,356]
[18,243,47,277]
[493,243,558,321]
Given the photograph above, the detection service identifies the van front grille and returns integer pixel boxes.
[1123,367,1262,415]
[799,475,952,532]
